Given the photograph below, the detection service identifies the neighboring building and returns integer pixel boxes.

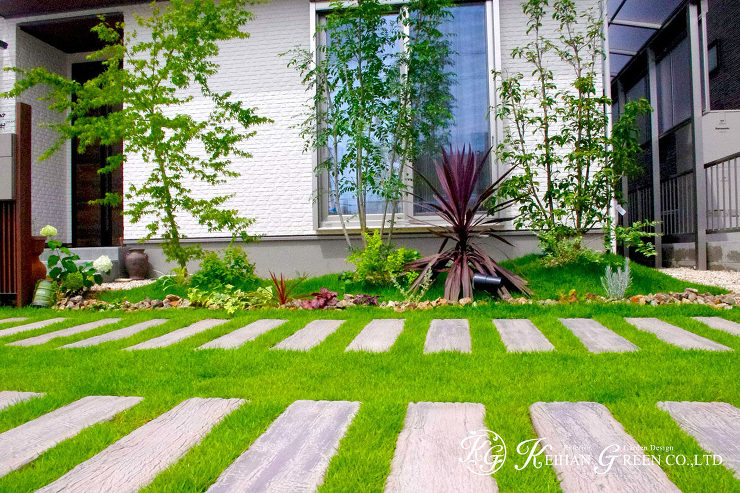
[0,0,603,277]
[610,0,740,270]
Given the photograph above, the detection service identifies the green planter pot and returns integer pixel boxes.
[31,280,55,308]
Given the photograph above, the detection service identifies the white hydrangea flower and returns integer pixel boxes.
[93,255,113,274]
[40,225,58,237]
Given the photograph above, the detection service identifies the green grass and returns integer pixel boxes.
[95,254,726,304]
[0,303,738,492]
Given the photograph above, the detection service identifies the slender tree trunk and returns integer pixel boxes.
[156,157,188,276]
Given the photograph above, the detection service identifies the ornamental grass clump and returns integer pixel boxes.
[405,146,530,301]
[601,259,631,299]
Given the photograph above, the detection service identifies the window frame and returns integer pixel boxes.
[309,0,501,232]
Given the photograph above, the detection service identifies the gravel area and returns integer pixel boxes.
[90,279,156,292]
[659,268,740,293]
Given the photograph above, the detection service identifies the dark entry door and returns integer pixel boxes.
[71,62,123,247]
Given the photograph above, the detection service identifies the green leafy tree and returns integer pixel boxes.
[493,0,651,256]
[2,0,268,275]
[286,0,453,247]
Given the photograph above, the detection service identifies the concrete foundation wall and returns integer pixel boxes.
[662,232,740,270]
[126,232,606,278]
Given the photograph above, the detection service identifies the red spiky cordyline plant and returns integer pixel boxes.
[405,146,530,301]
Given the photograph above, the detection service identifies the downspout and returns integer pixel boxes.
[601,0,618,254]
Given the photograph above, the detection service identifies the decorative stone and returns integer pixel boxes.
[198,319,287,349]
[560,318,638,353]
[385,402,498,493]
[530,401,680,492]
[424,319,471,354]
[38,398,244,493]
[0,395,142,479]
[625,317,732,351]
[272,319,344,351]
[0,391,43,412]
[346,319,404,352]
[493,319,554,352]
[125,319,229,350]
[207,400,359,492]
[7,318,121,347]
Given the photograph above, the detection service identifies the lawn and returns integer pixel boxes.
[0,302,738,492]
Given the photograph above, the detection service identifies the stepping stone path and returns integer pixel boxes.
[346,319,404,352]
[7,318,121,347]
[125,318,229,350]
[0,318,65,338]
[625,317,732,351]
[0,317,27,324]
[693,316,740,337]
[530,401,680,492]
[198,319,287,349]
[424,319,471,354]
[493,319,554,352]
[560,318,638,353]
[386,402,497,493]
[0,395,142,479]
[659,401,740,479]
[0,391,43,411]
[38,397,244,493]
[59,319,169,348]
[207,400,359,492]
[272,319,344,351]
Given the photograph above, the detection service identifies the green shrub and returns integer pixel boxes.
[347,231,420,286]
[188,285,273,314]
[60,271,86,294]
[190,245,257,290]
[541,236,603,267]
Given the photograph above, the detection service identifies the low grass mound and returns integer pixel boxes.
[95,254,726,304]
[500,254,726,300]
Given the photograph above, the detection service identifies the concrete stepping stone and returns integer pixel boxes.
[625,317,732,351]
[0,391,44,411]
[7,318,121,347]
[0,317,27,324]
[59,319,169,349]
[692,317,740,337]
[659,401,740,479]
[560,318,639,353]
[38,397,244,493]
[198,319,288,349]
[0,395,142,479]
[0,318,65,338]
[125,318,229,350]
[346,319,404,352]
[493,319,554,352]
[530,401,680,492]
[424,319,471,354]
[207,399,359,492]
[385,402,497,493]
[272,319,344,351]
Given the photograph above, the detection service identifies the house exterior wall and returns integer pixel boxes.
[0,20,72,242]
[2,0,603,274]
[707,0,740,111]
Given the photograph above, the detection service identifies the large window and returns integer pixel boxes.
[657,37,692,134]
[321,3,491,220]
[414,3,490,214]
[625,75,650,145]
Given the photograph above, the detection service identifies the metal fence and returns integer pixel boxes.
[627,185,653,224]
[705,152,740,232]
[660,171,696,237]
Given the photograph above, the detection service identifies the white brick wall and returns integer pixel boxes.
[0,20,72,242]
[1,0,603,244]
[122,0,316,241]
